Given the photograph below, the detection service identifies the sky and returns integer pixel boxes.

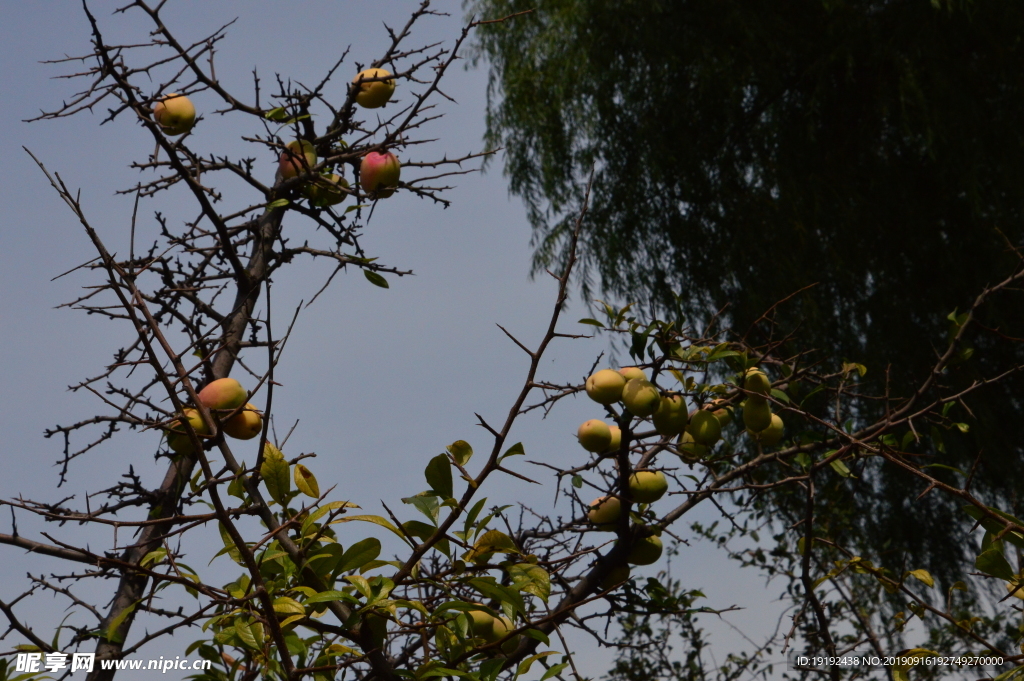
[0,2,788,679]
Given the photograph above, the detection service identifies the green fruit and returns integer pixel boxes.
[627,535,663,566]
[578,419,612,453]
[652,393,688,436]
[628,470,668,503]
[621,379,660,417]
[467,607,496,639]
[491,616,521,654]
[618,366,647,382]
[198,378,248,411]
[744,369,771,397]
[302,173,349,206]
[587,496,621,529]
[712,405,732,426]
[688,409,721,446]
[750,413,784,447]
[742,398,772,432]
[166,408,210,454]
[600,565,631,590]
[603,425,622,456]
[585,369,627,404]
[677,430,707,459]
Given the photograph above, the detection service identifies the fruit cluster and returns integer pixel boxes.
[164,378,262,455]
[150,66,402,207]
[740,368,785,446]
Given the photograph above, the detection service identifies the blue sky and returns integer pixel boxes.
[0,2,786,678]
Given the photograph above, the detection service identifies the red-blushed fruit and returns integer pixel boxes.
[600,564,631,590]
[688,409,721,446]
[618,366,647,382]
[153,93,196,135]
[742,398,772,432]
[587,495,621,529]
[352,68,396,109]
[749,413,784,447]
[223,403,262,440]
[652,393,688,436]
[744,368,771,397]
[302,174,349,206]
[198,378,248,411]
[627,535,663,565]
[360,151,401,197]
[166,408,210,454]
[628,470,668,503]
[604,425,622,456]
[585,369,626,404]
[278,140,317,180]
[621,378,660,417]
[577,419,612,453]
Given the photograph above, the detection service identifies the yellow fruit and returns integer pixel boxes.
[302,174,349,206]
[742,398,772,432]
[577,419,612,453]
[689,410,721,446]
[621,379,660,417]
[600,565,631,590]
[618,366,647,382]
[627,535,663,565]
[166,408,210,454]
[750,413,784,447]
[652,393,688,436]
[744,369,771,397]
[677,431,707,459]
[278,140,317,180]
[352,68,395,109]
[153,93,196,135]
[604,425,622,456]
[587,496,621,529]
[585,369,626,404]
[223,403,263,440]
[198,378,248,411]
[628,470,668,503]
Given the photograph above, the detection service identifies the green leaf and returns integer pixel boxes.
[104,602,137,643]
[467,577,525,617]
[447,440,473,466]
[425,453,454,499]
[571,474,583,489]
[501,442,525,460]
[907,569,934,587]
[336,537,382,574]
[260,444,291,504]
[507,563,550,603]
[962,505,1024,549]
[517,652,559,676]
[345,575,372,600]
[466,529,518,563]
[975,549,1015,581]
[364,270,389,288]
[331,514,406,540]
[273,597,306,616]
[770,388,790,404]
[267,198,290,209]
[218,522,245,565]
[577,318,605,327]
[305,590,357,605]
[540,663,569,680]
[522,628,550,646]
[308,500,360,524]
[235,619,259,649]
[227,474,247,500]
[829,459,853,478]
[402,493,441,524]
[294,464,320,498]
[264,107,289,121]
[402,520,437,543]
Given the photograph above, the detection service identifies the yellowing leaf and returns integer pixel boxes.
[294,464,320,498]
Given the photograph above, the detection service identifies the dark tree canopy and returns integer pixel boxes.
[470,0,1024,585]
